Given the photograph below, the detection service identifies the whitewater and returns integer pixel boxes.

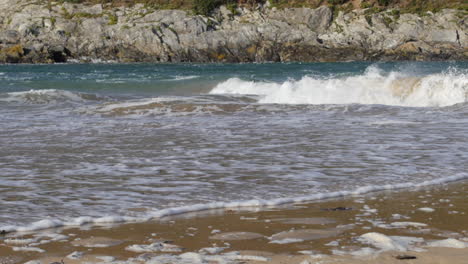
[0,62,467,233]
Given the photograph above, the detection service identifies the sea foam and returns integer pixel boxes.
[1,173,466,234]
[210,66,467,107]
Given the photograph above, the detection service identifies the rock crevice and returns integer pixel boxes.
[0,0,466,63]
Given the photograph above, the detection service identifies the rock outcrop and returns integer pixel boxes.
[0,0,466,63]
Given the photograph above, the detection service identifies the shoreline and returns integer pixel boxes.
[1,60,467,66]
[1,180,467,263]
[2,173,466,235]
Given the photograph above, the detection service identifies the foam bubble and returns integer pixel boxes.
[418,207,435,213]
[199,247,226,254]
[12,246,45,253]
[169,75,200,81]
[270,238,304,244]
[126,242,183,253]
[389,222,428,228]
[427,238,468,248]
[357,232,423,252]
[4,238,38,245]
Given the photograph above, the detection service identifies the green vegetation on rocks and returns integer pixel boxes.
[0,0,466,63]
[192,0,263,16]
[0,44,24,63]
[108,13,118,24]
[192,0,223,16]
[51,0,468,16]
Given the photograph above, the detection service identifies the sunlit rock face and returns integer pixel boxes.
[0,1,466,63]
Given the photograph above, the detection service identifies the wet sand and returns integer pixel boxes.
[1,181,467,263]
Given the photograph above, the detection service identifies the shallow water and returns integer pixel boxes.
[0,62,467,232]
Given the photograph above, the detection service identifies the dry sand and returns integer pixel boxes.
[0,181,466,264]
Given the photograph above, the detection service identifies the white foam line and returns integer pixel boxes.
[1,174,466,234]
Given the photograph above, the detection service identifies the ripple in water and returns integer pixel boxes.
[0,62,467,232]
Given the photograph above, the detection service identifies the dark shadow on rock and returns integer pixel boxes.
[396,255,417,260]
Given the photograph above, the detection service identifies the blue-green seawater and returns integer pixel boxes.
[0,62,467,232]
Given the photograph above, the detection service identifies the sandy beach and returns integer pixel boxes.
[1,180,466,264]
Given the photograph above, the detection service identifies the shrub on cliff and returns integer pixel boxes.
[192,0,265,16]
[328,0,349,4]
[61,0,85,3]
[378,0,390,6]
[193,0,221,16]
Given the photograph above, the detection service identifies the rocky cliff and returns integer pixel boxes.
[0,0,466,63]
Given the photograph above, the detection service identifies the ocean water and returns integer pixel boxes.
[0,62,467,232]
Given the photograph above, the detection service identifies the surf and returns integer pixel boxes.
[209,66,468,107]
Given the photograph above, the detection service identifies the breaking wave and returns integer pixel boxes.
[210,66,468,107]
[0,89,103,104]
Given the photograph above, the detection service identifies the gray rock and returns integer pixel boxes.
[0,30,20,44]
[425,29,459,43]
[307,6,333,33]
[0,0,466,63]
[268,6,332,33]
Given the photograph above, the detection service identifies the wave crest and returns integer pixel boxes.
[0,89,103,104]
[210,67,468,107]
